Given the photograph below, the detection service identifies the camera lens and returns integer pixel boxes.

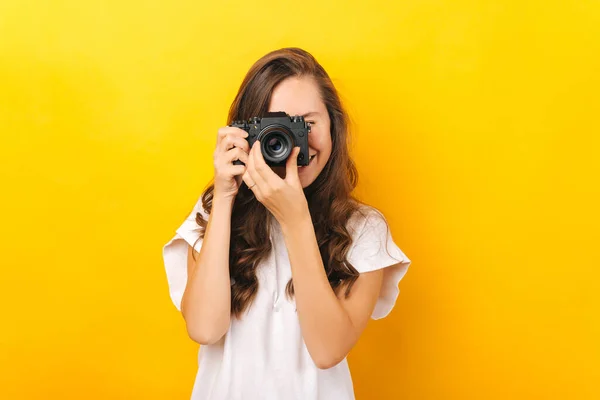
[260,128,293,164]
[264,133,289,159]
[267,136,284,153]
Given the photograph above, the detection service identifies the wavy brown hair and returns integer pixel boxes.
[192,47,389,318]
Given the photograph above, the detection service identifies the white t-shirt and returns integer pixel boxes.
[162,194,411,400]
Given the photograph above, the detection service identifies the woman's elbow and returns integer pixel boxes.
[186,325,226,345]
[313,353,346,370]
[184,315,230,345]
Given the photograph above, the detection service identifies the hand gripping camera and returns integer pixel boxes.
[229,111,311,167]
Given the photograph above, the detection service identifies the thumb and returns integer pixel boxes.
[286,146,301,182]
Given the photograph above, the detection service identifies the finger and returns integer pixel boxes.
[217,126,248,146]
[285,146,301,184]
[241,170,256,190]
[220,134,250,153]
[225,147,250,165]
[252,140,281,186]
[247,141,268,193]
[223,164,246,178]
[244,162,263,198]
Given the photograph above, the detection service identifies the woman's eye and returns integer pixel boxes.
[307,121,315,126]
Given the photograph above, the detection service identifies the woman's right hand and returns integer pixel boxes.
[213,126,251,201]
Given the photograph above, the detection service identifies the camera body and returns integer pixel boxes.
[229,111,311,167]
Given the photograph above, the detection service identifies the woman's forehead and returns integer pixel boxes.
[269,77,325,114]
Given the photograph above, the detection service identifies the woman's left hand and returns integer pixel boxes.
[242,141,309,226]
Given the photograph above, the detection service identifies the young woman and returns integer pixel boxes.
[162,47,411,400]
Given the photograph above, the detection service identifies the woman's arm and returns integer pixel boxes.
[181,195,234,345]
[280,211,389,370]
[240,143,390,367]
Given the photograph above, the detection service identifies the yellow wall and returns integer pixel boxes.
[1,1,598,399]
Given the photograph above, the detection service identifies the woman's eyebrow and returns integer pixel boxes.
[302,111,320,117]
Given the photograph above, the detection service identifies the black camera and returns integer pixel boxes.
[229,111,311,167]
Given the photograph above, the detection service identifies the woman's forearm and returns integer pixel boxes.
[181,195,234,344]
[280,213,358,369]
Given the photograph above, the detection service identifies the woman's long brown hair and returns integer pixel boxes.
[192,47,386,318]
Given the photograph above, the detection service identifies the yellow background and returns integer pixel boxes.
[1,1,598,399]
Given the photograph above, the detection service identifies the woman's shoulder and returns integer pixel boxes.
[347,203,387,235]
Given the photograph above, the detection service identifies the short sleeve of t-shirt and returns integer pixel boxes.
[346,206,412,320]
[162,194,208,311]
